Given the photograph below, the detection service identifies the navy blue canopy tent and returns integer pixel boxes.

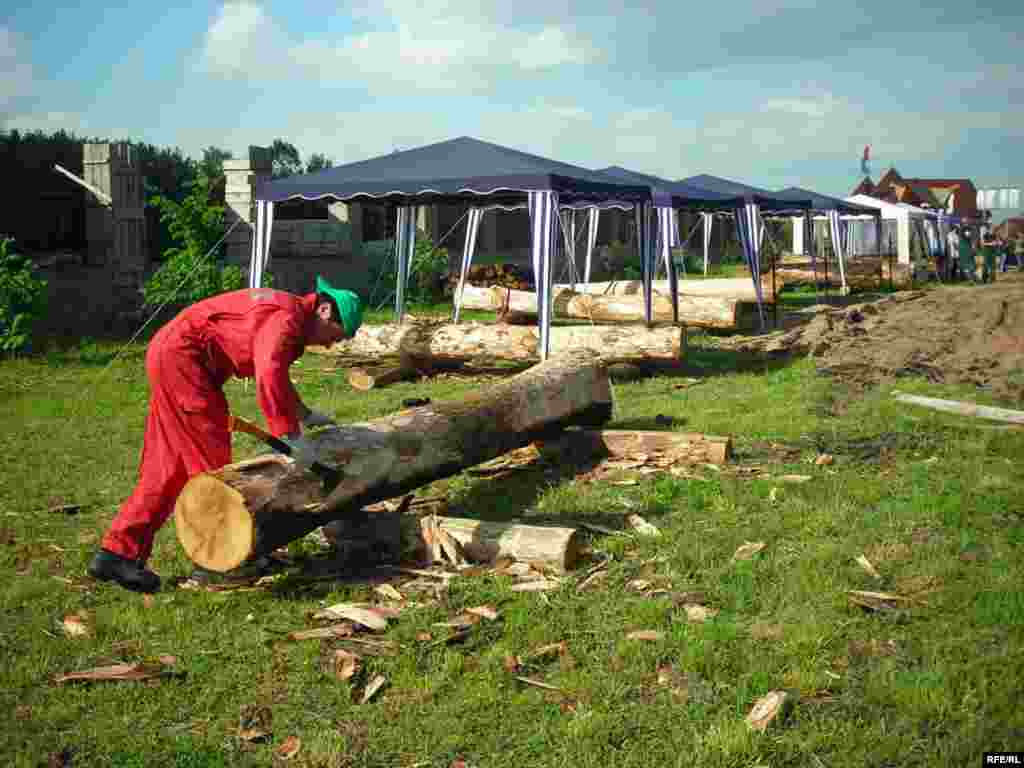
[252,137,653,359]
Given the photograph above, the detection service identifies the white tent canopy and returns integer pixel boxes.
[842,194,936,265]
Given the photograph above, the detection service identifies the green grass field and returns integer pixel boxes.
[2,301,1023,767]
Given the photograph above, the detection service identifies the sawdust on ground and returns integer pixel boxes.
[716,272,1024,403]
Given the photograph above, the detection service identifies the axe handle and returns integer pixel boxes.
[228,415,341,487]
[228,415,292,455]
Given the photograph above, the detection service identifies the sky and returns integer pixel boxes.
[2,1,1022,219]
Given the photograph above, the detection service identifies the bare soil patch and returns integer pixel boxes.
[718,273,1024,402]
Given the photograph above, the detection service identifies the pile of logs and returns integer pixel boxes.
[445,263,533,295]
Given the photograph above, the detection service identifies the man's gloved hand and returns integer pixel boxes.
[302,409,335,430]
[286,434,322,470]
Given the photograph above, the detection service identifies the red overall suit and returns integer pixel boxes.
[102,289,319,563]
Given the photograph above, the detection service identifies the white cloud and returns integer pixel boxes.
[198,2,600,91]
[198,2,290,79]
[514,26,598,69]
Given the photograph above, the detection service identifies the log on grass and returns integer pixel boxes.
[554,278,776,303]
[317,322,685,364]
[174,350,612,572]
[347,364,417,391]
[324,514,584,574]
[538,430,733,465]
[893,393,1024,425]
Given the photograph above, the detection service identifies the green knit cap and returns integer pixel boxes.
[315,276,363,337]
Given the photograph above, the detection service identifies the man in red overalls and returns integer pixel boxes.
[88,276,363,593]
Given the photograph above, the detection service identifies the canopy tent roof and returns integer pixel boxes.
[845,193,939,221]
[594,165,746,209]
[775,186,880,217]
[255,136,651,207]
[676,173,810,212]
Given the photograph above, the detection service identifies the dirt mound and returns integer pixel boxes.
[719,275,1024,402]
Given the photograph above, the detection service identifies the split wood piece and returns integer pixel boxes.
[893,392,1024,426]
[460,285,758,331]
[174,350,612,572]
[347,364,417,391]
[316,321,685,364]
[324,515,585,575]
[410,516,581,574]
[537,430,733,466]
[553,277,776,303]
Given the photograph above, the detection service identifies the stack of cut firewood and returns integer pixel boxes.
[445,263,533,295]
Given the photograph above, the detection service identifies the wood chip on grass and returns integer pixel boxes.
[324,649,360,681]
[626,514,661,537]
[61,612,93,639]
[465,605,500,621]
[733,541,766,561]
[746,690,792,731]
[311,604,389,631]
[53,658,176,685]
[275,736,301,761]
[855,554,882,580]
[360,674,387,704]
[287,623,355,642]
[510,579,561,593]
[515,676,563,692]
[626,629,665,641]
[848,590,926,611]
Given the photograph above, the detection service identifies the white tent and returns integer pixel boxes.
[842,194,936,265]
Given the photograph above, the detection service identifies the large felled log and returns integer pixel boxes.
[313,322,685,363]
[554,278,776,303]
[175,350,612,572]
[460,285,758,330]
[538,429,733,465]
[776,258,912,290]
[324,514,583,574]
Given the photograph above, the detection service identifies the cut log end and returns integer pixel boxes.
[174,474,255,572]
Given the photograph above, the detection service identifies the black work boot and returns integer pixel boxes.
[88,549,161,593]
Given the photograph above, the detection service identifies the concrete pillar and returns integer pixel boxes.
[791,216,804,255]
[83,142,146,300]
[223,147,272,267]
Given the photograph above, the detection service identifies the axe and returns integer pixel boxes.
[228,414,341,491]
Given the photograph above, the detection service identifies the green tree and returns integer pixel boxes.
[200,146,233,181]
[142,174,270,308]
[270,138,302,179]
[305,152,333,174]
[0,237,48,354]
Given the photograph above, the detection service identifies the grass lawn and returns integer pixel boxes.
[2,302,1023,767]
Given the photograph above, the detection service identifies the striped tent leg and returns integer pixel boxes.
[528,191,559,360]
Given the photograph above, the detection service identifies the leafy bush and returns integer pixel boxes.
[0,237,48,354]
[366,230,449,306]
[143,175,270,308]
